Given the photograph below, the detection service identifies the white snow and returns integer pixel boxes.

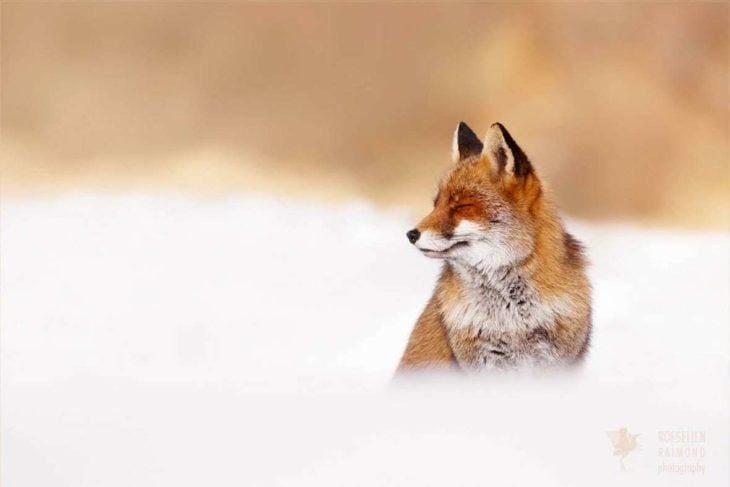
[2,194,728,486]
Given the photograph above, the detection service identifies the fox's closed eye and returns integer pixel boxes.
[454,204,474,210]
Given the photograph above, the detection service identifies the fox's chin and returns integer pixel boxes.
[418,240,470,258]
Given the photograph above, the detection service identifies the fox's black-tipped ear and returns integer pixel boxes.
[483,122,532,179]
[452,121,484,163]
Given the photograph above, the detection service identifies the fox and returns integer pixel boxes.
[398,121,591,372]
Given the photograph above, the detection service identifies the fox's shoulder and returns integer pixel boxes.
[397,289,456,371]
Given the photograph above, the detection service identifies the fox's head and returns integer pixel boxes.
[407,121,545,270]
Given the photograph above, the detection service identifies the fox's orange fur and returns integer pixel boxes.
[398,122,591,372]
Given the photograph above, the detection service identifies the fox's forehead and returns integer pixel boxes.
[436,165,498,203]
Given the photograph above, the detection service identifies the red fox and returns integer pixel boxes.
[398,122,591,371]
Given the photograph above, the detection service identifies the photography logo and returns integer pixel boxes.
[657,430,706,476]
[607,427,640,469]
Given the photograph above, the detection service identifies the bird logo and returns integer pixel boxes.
[607,427,641,469]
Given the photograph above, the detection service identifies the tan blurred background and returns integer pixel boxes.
[2,2,728,228]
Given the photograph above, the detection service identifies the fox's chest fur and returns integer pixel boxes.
[438,264,567,369]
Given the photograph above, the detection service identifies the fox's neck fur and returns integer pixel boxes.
[441,199,572,324]
[436,199,589,368]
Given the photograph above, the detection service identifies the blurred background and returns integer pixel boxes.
[2,2,728,228]
[3,5,729,486]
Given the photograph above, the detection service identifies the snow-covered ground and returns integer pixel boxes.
[2,194,728,486]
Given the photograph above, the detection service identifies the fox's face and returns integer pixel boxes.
[407,122,542,270]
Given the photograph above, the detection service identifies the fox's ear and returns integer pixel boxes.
[452,121,484,163]
[483,123,532,179]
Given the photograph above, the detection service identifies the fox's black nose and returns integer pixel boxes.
[406,229,420,244]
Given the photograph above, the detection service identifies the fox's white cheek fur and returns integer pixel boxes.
[450,219,517,268]
[452,220,483,239]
